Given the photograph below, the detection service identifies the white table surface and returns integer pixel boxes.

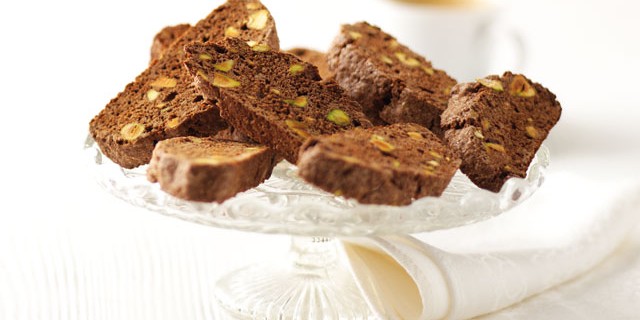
[1,0,639,319]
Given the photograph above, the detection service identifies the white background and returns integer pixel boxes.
[1,0,639,319]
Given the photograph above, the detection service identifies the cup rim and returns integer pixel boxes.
[375,0,505,13]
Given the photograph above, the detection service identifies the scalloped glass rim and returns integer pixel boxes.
[84,135,549,237]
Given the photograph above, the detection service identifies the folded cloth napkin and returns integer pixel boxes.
[340,173,640,320]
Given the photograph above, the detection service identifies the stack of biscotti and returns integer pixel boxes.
[327,22,457,134]
[89,0,279,169]
[90,1,562,205]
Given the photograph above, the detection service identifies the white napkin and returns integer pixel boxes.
[340,174,640,320]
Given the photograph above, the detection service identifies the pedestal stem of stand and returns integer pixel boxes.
[290,236,337,277]
[215,236,371,319]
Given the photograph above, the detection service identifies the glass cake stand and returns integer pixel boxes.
[84,135,549,319]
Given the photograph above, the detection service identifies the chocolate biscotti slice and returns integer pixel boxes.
[150,23,191,63]
[90,0,279,169]
[184,38,373,164]
[441,72,562,192]
[327,22,457,132]
[286,48,332,80]
[297,123,460,206]
[147,137,277,202]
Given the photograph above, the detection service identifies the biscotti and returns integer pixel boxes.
[286,48,332,80]
[90,0,279,168]
[327,22,457,132]
[147,137,277,202]
[297,123,461,206]
[441,72,561,192]
[183,38,373,164]
[150,23,191,63]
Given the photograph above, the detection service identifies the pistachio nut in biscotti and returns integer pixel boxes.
[89,0,279,169]
[297,123,461,206]
[441,72,562,192]
[183,38,372,164]
[327,21,457,134]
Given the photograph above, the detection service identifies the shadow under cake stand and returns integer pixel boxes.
[85,135,549,319]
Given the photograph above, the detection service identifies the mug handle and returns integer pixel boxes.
[475,18,527,74]
[507,28,527,72]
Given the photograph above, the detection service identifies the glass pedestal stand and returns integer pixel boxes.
[86,135,549,319]
[215,237,370,319]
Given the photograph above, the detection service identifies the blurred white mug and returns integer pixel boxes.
[370,0,524,82]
